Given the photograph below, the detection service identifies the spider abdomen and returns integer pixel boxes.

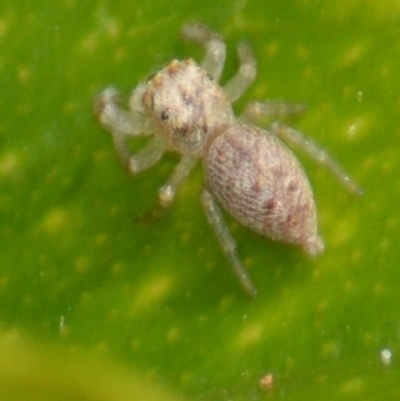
[205,124,324,256]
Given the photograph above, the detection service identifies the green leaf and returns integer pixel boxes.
[1,1,399,400]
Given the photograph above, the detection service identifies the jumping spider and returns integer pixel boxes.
[94,23,360,296]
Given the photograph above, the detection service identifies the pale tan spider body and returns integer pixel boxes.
[95,23,360,296]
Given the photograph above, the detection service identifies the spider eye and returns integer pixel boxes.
[160,110,169,121]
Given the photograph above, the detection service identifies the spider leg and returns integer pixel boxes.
[94,86,149,135]
[182,23,226,81]
[158,155,199,208]
[270,122,363,195]
[241,100,307,121]
[95,87,165,174]
[223,41,257,102]
[201,188,257,297]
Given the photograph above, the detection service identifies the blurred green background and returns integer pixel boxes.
[1,1,399,400]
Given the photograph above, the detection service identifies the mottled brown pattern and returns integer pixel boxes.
[206,124,320,253]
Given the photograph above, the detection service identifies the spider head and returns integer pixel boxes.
[142,59,234,156]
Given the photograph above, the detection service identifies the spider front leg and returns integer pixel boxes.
[223,41,257,102]
[201,189,257,297]
[95,86,149,136]
[95,86,165,174]
[182,22,226,81]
